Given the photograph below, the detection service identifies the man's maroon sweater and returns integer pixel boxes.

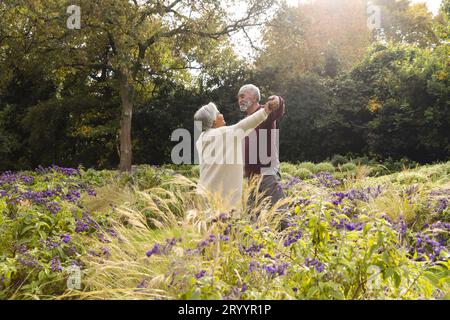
[243,97,285,178]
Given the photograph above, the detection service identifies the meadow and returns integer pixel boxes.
[0,160,448,300]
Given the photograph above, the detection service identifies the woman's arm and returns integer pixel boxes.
[232,108,268,134]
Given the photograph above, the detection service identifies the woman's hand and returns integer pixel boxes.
[263,96,280,114]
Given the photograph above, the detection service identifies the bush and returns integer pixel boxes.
[298,162,316,173]
[331,155,348,167]
[280,163,298,177]
[396,172,427,184]
[294,168,313,180]
[340,162,357,172]
[315,162,335,173]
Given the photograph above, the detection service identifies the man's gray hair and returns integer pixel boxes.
[194,102,220,130]
[238,84,260,102]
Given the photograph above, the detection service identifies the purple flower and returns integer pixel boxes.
[311,172,341,188]
[305,258,325,272]
[223,225,231,236]
[146,243,163,257]
[106,229,118,238]
[396,219,407,238]
[244,243,263,255]
[284,230,302,247]
[435,199,448,214]
[197,240,210,249]
[220,235,230,241]
[195,270,206,279]
[75,220,89,233]
[45,238,60,249]
[241,283,248,292]
[61,234,71,243]
[18,254,40,269]
[136,279,147,288]
[280,177,301,190]
[249,261,259,272]
[263,262,289,276]
[21,176,34,184]
[47,201,62,214]
[50,258,62,272]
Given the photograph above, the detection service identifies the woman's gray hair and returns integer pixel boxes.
[194,102,220,130]
[238,84,260,102]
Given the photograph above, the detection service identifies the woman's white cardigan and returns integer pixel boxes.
[196,108,269,211]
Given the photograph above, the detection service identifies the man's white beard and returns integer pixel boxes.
[240,100,252,112]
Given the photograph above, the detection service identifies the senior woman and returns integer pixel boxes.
[194,99,279,211]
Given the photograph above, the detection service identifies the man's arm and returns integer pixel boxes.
[267,96,285,122]
[231,99,279,136]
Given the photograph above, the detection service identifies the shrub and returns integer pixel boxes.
[315,162,335,173]
[340,162,357,172]
[294,168,313,180]
[331,155,348,167]
[280,163,298,177]
[396,172,427,184]
[298,162,316,173]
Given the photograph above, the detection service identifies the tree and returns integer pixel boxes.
[372,0,438,47]
[256,0,371,85]
[0,0,278,171]
[73,0,278,171]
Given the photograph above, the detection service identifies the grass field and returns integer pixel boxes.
[0,161,449,299]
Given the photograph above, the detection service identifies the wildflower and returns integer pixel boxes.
[47,201,62,214]
[106,229,118,238]
[219,213,229,221]
[75,220,89,233]
[263,262,289,276]
[220,235,229,241]
[61,234,71,243]
[21,176,34,184]
[195,270,206,279]
[223,225,231,236]
[249,261,259,272]
[50,258,62,272]
[305,258,325,272]
[241,283,248,292]
[311,172,341,188]
[136,279,147,289]
[146,243,163,257]
[284,230,302,247]
[435,199,448,214]
[197,239,210,249]
[244,243,263,255]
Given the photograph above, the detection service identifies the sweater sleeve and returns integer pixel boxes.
[230,108,268,137]
[267,96,285,122]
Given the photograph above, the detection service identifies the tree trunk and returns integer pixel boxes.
[118,69,134,172]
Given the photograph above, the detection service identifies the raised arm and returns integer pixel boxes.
[231,108,268,135]
[267,96,285,122]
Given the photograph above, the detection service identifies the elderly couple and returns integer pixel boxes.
[194,84,286,213]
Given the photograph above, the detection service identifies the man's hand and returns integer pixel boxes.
[263,95,280,114]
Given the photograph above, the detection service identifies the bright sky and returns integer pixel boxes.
[232,0,443,60]
[285,0,442,15]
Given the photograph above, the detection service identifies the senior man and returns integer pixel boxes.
[237,84,286,211]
